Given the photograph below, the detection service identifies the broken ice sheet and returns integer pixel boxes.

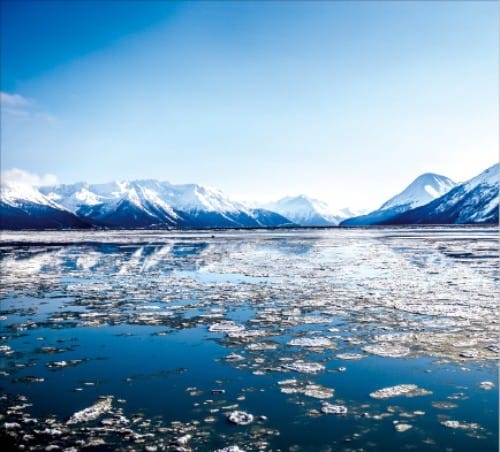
[0,229,498,450]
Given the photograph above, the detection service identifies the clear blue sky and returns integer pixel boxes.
[1,1,498,209]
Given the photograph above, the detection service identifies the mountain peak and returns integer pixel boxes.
[380,172,456,211]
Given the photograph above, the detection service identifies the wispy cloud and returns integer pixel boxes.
[1,92,32,108]
[1,168,59,187]
[1,91,56,122]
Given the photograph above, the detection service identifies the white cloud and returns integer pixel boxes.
[0,92,32,108]
[1,168,59,187]
[1,91,56,122]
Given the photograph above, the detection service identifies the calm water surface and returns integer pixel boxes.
[0,228,498,451]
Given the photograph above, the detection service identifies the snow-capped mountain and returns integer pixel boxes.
[1,166,496,230]
[41,181,180,228]
[0,182,91,230]
[35,179,293,229]
[341,173,456,226]
[262,195,356,226]
[380,173,456,211]
[381,164,499,225]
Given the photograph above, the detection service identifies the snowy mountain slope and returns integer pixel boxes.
[38,180,294,229]
[2,182,66,210]
[0,183,91,230]
[263,195,356,226]
[41,180,180,225]
[380,164,499,225]
[380,173,456,211]
[3,166,494,230]
[341,172,456,226]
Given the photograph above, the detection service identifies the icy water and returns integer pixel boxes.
[0,227,498,451]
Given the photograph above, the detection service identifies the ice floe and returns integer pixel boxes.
[209,321,245,333]
[67,397,113,424]
[479,381,495,390]
[362,344,410,358]
[394,422,412,432]
[227,410,254,426]
[287,337,332,347]
[320,403,348,415]
[370,384,432,399]
[336,352,364,360]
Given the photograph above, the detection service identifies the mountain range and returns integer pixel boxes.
[341,164,498,226]
[0,164,498,229]
[261,196,363,227]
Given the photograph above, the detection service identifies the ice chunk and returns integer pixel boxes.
[176,434,192,446]
[283,361,325,374]
[216,446,246,452]
[4,422,21,429]
[336,353,364,360]
[225,353,245,361]
[288,337,332,347]
[479,381,494,390]
[370,384,432,399]
[303,385,334,399]
[246,342,278,351]
[321,403,348,415]
[67,397,113,424]
[394,423,412,432]
[227,410,254,426]
[362,344,410,358]
[209,321,245,333]
[441,420,481,430]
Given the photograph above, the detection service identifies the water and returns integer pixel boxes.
[0,227,498,450]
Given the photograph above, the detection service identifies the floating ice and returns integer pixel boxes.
[336,353,364,360]
[441,420,481,430]
[370,384,432,399]
[227,329,265,339]
[321,403,347,415]
[176,434,192,446]
[209,321,245,333]
[246,342,278,351]
[225,353,245,361]
[283,361,325,374]
[303,385,334,399]
[67,397,112,424]
[479,381,494,390]
[0,229,498,450]
[362,344,410,358]
[394,422,412,432]
[287,337,332,347]
[216,446,246,452]
[4,422,21,429]
[227,410,254,426]
[47,361,68,368]
[41,428,63,436]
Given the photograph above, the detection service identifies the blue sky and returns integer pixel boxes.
[1,1,498,209]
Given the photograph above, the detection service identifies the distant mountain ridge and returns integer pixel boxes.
[377,164,499,225]
[341,165,498,226]
[262,195,361,226]
[1,164,498,229]
[1,179,293,230]
[341,173,457,226]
